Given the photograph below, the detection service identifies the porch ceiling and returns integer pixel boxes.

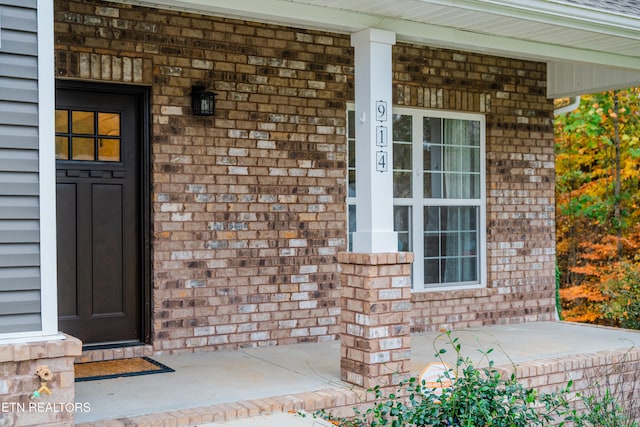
[114,0,640,96]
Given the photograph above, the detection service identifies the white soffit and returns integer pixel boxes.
[548,62,640,98]
[115,0,640,68]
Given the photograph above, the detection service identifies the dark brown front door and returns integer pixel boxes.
[55,82,147,345]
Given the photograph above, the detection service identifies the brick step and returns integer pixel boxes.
[75,344,154,364]
[75,386,369,427]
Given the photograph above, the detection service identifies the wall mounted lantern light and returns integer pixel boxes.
[191,86,216,116]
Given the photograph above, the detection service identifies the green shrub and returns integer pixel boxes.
[570,388,636,427]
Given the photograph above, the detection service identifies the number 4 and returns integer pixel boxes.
[376,151,388,172]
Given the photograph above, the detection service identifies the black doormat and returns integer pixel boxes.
[75,357,174,382]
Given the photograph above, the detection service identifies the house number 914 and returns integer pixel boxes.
[375,101,388,172]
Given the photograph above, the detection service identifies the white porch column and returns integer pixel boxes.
[351,29,397,253]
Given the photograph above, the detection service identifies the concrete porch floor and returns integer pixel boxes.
[74,321,640,426]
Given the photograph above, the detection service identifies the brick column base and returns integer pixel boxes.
[0,335,82,427]
[338,252,414,389]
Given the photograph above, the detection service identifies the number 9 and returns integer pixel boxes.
[376,100,387,122]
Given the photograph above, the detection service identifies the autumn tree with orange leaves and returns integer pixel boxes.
[555,88,640,328]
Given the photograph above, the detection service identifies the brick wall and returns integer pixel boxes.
[496,347,640,422]
[0,336,82,427]
[54,0,556,352]
[55,0,350,352]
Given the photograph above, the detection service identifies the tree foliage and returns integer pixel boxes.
[555,88,640,326]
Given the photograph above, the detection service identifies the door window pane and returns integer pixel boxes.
[98,138,120,162]
[72,111,95,134]
[98,112,120,136]
[72,137,95,161]
[56,136,69,160]
[56,110,70,159]
[55,110,69,133]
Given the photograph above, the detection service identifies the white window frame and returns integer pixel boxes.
[347,105,487,292]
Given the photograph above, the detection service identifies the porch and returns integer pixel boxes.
[75,321,640,426]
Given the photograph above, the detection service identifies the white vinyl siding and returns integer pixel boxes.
[0,0,42,334]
